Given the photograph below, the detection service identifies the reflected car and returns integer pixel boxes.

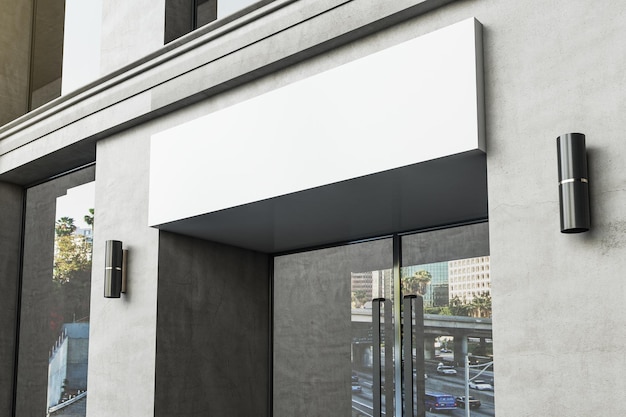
[351,382,362,393]
[436,363,457,376]
[424,392,457,412]
[468,379,493,390]
[351,371,359,382]
[456,396,481,409]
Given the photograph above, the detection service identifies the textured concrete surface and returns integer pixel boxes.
[464,2,626,416]
[0,1,32,125]
[0,182,23,417]
[155,232,269,417]
[100,0,166,74]
[86,127,160,417]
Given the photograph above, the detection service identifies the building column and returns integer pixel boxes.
[458,334,469,370]
[423,334,436,360]
[86,129,160,417]
[0,1,33,124]
[0,182,24,416]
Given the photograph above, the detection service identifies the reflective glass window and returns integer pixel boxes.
[15,167,95,417]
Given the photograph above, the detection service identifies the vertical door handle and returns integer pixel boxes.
[403,295,425,417]
[372,298,384,417]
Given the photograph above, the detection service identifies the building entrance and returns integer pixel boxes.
[272,222,493,417]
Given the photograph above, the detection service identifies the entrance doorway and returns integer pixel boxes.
[272,221,493,417]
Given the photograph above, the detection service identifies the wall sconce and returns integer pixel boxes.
[104,240,128,298]
[557,133,590,233]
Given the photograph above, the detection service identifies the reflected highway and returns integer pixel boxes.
[352,362,495,417]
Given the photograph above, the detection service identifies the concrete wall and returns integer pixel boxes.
[347,1,626,415]
[482,2,626,415]
[155,232,269,417]
[0,1,32,125]
[3,1,626,416]
[86,127,160,417]
[0,182,23,417]
[100,0,166,75]
[90,2,626,415]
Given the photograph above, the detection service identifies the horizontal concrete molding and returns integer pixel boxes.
[0,0,350,178]
[0,0,454,185]
[149,18,485,226]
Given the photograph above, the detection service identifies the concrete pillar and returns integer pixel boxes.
[475,337,488,357]
[0,1,33,125]
[153,232,269,417]
[459,335,468,370]
[86,128,160,417]
[423,334,436,360]
[0,182,23,417]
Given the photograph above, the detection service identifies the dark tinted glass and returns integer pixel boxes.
[15,167,95,417]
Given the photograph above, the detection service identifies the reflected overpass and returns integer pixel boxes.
[351,309,492,362]
[352,308,492,337]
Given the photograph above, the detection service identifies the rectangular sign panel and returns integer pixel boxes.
[149,18,484,226]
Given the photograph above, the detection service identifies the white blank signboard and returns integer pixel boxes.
[149,17,484,226]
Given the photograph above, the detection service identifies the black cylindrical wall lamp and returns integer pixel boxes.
[557,133,590,233]
[104,240,127,298]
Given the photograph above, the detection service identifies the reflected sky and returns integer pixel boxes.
[55,182,95,230]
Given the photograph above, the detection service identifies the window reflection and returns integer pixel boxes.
[402,255,494,416]
[351,268,394,416]
[402,256,492,318]
[46,182,94,415]
[14,176,95,417]
[165,0,267,43]
[29,0,65,109]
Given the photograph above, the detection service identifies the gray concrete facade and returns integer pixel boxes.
[0,182,23,417]
[155,232,269,417]
[1,0,626,416]
[100,0,166,75]
[86,128,160,417]
[0,1,32,125]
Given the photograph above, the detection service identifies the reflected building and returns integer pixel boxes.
[448,256,491,304]
[47,323,89,417]
[402,262,449,307]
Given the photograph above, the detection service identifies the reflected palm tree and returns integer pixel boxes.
[84,208,94,229]
[55,217,76,236]
[470,292,492,318]
[401,270,432,296]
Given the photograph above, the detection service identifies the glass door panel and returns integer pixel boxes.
[15,167,95,417]
[272,221,491,417]
[401,222,494,416]
[273,238,393,417]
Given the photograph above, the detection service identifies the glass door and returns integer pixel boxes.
[272,221,492,417]
[401,222,493,417]
[273,238,395,417]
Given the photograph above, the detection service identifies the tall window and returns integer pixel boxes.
[29,0,102,109]
[29,0,65,109]
[15,167,95,417]
[165,0,265,43]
